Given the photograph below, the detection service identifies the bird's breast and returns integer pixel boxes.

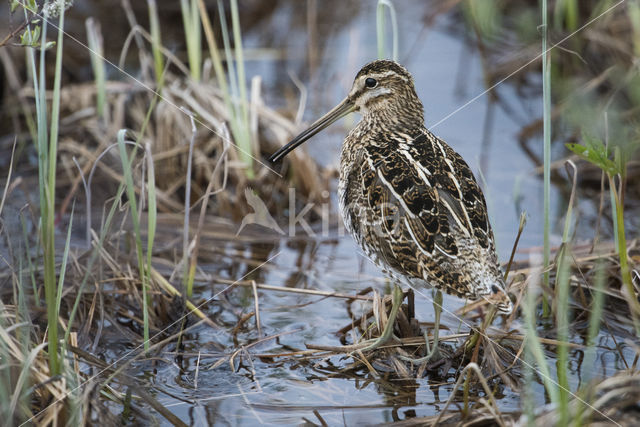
[337,134,361,238]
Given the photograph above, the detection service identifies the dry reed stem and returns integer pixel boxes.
[219,279,374,301]
[250,280,262,337]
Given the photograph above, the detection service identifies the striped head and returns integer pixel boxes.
[348,60,422,119]
[269,60,424,162]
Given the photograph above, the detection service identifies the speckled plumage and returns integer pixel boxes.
[273,60,513,314]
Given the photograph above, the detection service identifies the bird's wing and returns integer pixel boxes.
[349,129,495,296]
[408,130,493,250]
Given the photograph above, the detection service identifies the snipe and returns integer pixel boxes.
[270,60,512,351]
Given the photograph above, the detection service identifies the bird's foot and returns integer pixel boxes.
[357,285,405,352]
[398,289,443,364]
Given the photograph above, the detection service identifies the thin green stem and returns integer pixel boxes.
[376,0,398,61]
[85,18,106,119]
[41,3,67,376]
[554,161,578,423]
[65,95,158,345]
[522,275,558,404]
[361,285,403,352]
[147,0,164,88]
[145,143,157,348]
[542,0,552,316]
[117,130,150,351]
[230,0,249,130]
[555,246,571,425]
[198,0,228,95]
[610,176,640,335]
[582,260,606,383]
[376,1,386,59]
[218,0,253,177]
[180,0,202,81]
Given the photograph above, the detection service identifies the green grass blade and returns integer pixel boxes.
[65,91,160,344]
[630,1,640,56]
[147,0,164,88]
[182,112,196,297]
[582,260,606,384]
[145,143,157,343]
[7,341,48,418]
[20,214,39,306]
[554,0,578,31]
[574,259,606,426]
[609,177,640,335]
[377,1,386,58]
[55,203,74,320]
[376,0,398,61]
[43,3,67,376]
[230,0,249,128]
[85,18,106,119]
[180,0,202,81]
[555,246,571,424]
[522,267,559,404]
[116,129,149,351]
[609,185,619,250]
[217,0,253,177]
[555,161,578,423]
[198,0,229,95]
[64,182,126,344]
[541,0,551,315]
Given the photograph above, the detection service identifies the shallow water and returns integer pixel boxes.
[5,1,634,425]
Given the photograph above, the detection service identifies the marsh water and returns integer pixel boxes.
[4,1,637,425]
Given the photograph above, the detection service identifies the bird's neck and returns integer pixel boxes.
[358,105,425,138]
[359,92,425,136]
[343,108,425,163]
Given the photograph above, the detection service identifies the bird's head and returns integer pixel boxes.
[347,60,421,117]
[269,60,423,162]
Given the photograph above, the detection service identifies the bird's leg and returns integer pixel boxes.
[361,285,404,352]
[399,289,442,363]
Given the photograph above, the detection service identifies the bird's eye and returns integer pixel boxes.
[365,77,377,88]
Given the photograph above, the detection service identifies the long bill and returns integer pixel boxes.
[269,97,356,162]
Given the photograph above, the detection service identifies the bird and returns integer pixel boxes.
[270,60,512,351]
